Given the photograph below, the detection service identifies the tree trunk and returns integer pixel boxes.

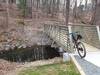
[6,0,9,30]
[65,0,70,26]
[90,0,97,25]
[73,0,77,23]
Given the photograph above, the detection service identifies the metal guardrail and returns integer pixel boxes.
[44,23,100,52]
[44,24,71,52]
[71,25,100,49]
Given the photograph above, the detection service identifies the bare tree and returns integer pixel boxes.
[73,0,77,23]
[6,0,9,29]
[57,0,60,13]
[85,0,88,9]
[90,0,97,25]
[65,0,70,25]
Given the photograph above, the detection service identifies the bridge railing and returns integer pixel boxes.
[71,25,100,49]
[44,24,71,52]
[44,23,100,52]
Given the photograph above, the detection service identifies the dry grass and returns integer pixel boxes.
[19,62,80,75]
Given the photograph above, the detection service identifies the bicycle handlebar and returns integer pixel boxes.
[68,31,79,35]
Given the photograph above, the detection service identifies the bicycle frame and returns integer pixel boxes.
[69,32,81,50]
[68,32,86,58]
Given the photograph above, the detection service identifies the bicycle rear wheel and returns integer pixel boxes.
[77,42,86,58]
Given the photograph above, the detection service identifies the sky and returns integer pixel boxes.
[77,0,91,6]
[61,0,92,6]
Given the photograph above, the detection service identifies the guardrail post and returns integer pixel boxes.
[68,26,72,43]
[68,25,73,52]
[96,26,100,41]
[58,26,60,42]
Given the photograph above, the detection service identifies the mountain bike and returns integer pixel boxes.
[68,32,86,58]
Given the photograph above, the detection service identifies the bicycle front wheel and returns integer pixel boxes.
[77,42,86,58]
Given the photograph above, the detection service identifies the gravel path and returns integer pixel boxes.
[74,55,100,75]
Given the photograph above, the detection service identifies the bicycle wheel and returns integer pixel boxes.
[77,42,86,58]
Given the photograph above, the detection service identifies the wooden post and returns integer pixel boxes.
[96,26,100,41]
